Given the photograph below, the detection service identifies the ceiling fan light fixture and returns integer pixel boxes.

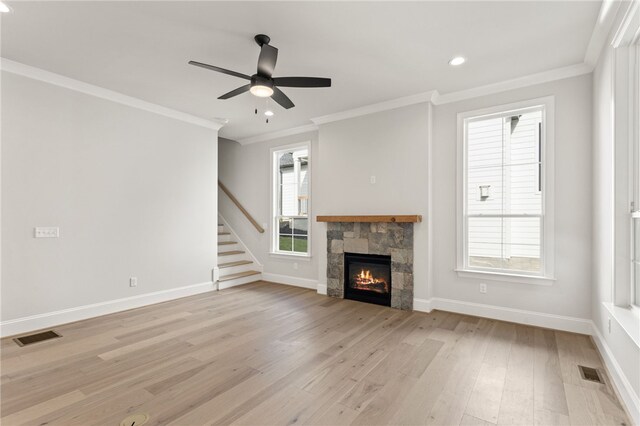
[250,85,274,98]
[264,110,274,117]
[449,56,466,66]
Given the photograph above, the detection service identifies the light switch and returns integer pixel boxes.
[370,176,376,184]
[34,227,59,238]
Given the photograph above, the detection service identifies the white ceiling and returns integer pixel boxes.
[1,1,600,140]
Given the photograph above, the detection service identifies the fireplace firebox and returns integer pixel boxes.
[344,252,391,307]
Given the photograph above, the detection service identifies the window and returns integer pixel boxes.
[457,97,554,281]
[610,13,640,308]
[635,44,640,307]
[630,43,640,307]
[271,143,310,256]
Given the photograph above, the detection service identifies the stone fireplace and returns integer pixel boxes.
[318,215,420,311]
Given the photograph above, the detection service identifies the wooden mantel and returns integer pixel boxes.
[316,215,422,223]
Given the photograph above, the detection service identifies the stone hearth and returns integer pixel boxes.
[326,222,414,310]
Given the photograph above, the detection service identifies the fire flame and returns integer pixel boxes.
[352,269,389,293]
[358,270,373,281]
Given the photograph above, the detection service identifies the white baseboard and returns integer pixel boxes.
[0,281,214,338]
[591,323,640,425]
[413,298,433,313]
[317,283,327,295]
[413,297,592,335]
[262,273,318,290]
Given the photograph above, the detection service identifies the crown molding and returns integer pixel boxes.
[237,91,437,144]
[236,123,318,145]
[612,0,640,48]
[235,61,594,145]
[310,91,437,125]
[0,58,226,131]
[432,62,593,105]
[584,0,624,67]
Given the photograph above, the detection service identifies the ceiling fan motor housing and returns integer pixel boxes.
[251,75,273,88]
[254,34,271,46]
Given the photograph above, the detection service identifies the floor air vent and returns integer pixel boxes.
[13,330,61,347]
[120,413,149,426]
[578,365,603,384]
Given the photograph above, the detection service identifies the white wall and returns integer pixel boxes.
[315,103,431,299]
[222,83,591,323]
[592,11,640,417]
[218,104,431,294]
[218,132,320,286]
[1,72,218,323]
[432,74,593,320]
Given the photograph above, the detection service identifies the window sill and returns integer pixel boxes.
[455,269,556,286]
[602,302,640,348]
[269,252,312,261]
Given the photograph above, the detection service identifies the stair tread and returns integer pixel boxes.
[218,250,245,256]
[218,260,253,268]
[218,270,261,282]
[218,241,237,245]
[218,232,231,235]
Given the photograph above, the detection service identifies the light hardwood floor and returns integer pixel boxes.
[0,282,630,426]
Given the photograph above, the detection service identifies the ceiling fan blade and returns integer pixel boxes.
[273,77,331,88]
[257,44,278,77]
[188,61,251,80]
[271,87,294,109]
[218,84,251,100]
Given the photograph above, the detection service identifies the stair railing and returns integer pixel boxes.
[218,180,265,234]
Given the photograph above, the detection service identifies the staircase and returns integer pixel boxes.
[217,220,262,289]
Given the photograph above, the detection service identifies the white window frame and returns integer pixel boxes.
[612,2,640,309]
[635,42,640,308]
[456,96,555,285]
[270,141,312,258]
[605,1,640,349]
[631,43,640,308]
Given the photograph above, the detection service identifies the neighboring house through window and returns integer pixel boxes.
[457,97,555,282]
[271,143,310,256]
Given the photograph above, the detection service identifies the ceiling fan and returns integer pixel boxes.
[189,34,331,110]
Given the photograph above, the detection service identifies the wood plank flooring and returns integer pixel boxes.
[0,282,631,426]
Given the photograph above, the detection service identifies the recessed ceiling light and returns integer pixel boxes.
[449,56,466,66]
[264,110,274,117]
[0,2,11,13]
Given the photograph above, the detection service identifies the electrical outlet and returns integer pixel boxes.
[34,227,59,238]
[293,262,299,270]
[370,176,376,184]
[479,283,487,294]
[130,277,138,287]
